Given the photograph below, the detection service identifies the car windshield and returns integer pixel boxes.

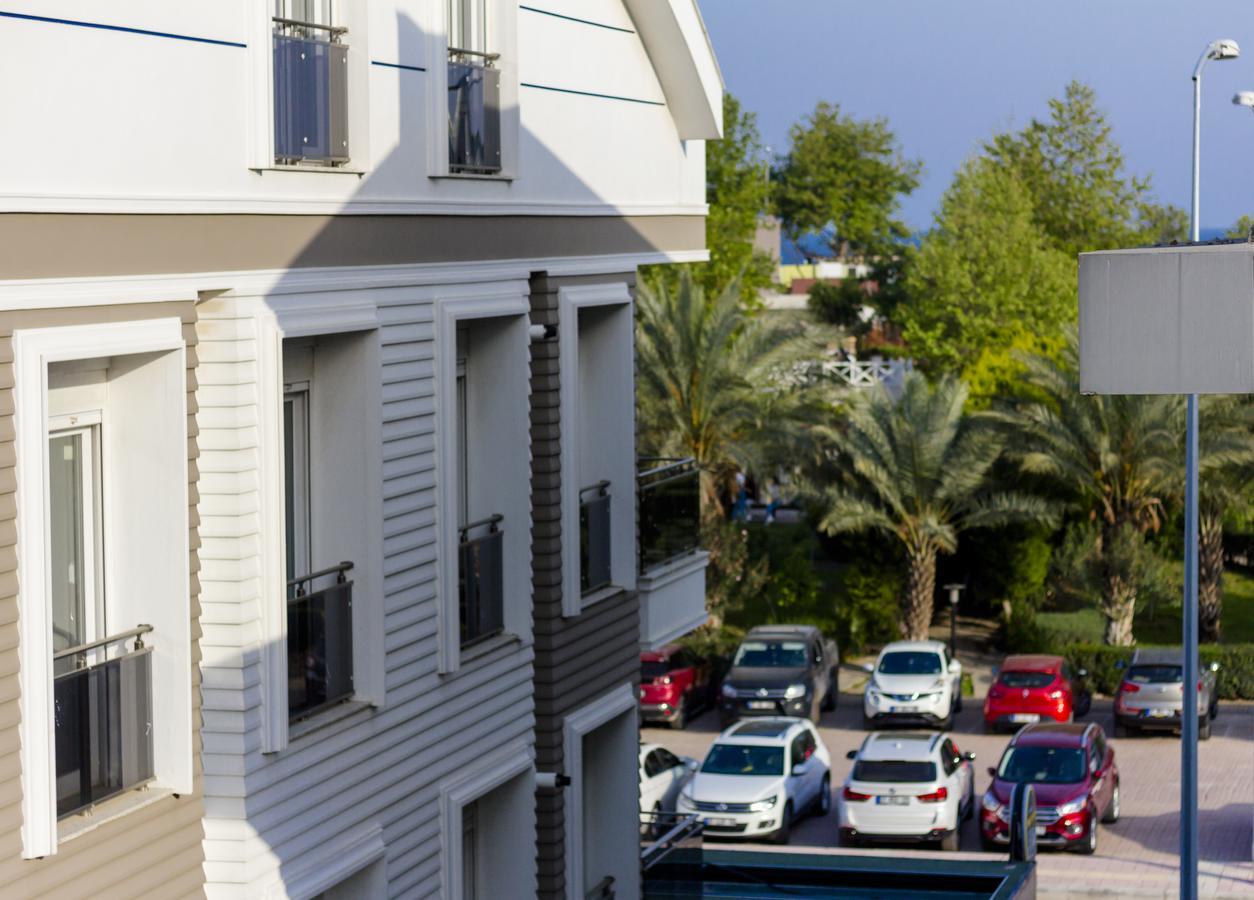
[997,746,1086,784]
[641,660,672,680]
[1000,671,1055,689]
[852,760,937,783]
[701,743,785,776]
[878,651,942,676]
[733,641,807,669]
[1127,665,1182,684]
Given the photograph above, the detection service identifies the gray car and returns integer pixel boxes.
[1113,648,1219,739]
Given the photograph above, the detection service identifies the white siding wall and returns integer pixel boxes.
[196,280,538,898]
[0,0,707,214]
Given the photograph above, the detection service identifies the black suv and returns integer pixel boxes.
[718,625,839,726]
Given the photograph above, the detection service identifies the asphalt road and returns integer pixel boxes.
[642,690,1254,898]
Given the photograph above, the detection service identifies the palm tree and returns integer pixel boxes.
[999,337,1181,646]
[1198,397,1254,642]
[635,270,822,513]
[817,373,1054,640]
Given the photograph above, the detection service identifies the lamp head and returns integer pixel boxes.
[1234,91,1254,110]
[1209,38,1241,60]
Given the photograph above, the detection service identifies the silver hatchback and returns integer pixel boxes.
[1113,649,1219,739]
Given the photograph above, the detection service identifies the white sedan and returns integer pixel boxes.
[837,731,976,850]
[640,743,697,820]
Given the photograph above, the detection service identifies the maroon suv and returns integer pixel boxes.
[980,723,1119,854]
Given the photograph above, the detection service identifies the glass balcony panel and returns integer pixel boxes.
[288,572,354,721]
[460,519,504,646]
[447,59,501,173]
[638,459,701,572]
[273,30,349,164]
[580,487,612,595]
[54,642,153,818]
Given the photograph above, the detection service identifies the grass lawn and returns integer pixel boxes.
[1036,568,1254,645]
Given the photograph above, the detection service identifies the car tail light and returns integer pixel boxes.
[1120,682,1140,693]
[659,675,672,685]
[1198,681,1204,693]
[842,787,872,802]
[917,787,948,803]
[1048,690,1064,700]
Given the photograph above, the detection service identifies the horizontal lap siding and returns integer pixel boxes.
[529,273,641,899]
[0,302,205,899]
[199,288,535,899]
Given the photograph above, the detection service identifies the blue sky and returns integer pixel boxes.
[700,0,1254,233]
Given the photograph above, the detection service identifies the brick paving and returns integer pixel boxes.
[643,687,1254,898]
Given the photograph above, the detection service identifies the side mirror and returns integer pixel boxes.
[1077,668,1089,678]
[962,751,977,762]
[845,749,858,760]
[860,662,875,675]
[948,659,961,674]
[683,757,699,770]
[792,762,810,777]
[987,766,998,779]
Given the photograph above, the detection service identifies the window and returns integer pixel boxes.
[790,730,815,767]
[940,739,957,776]
[878,652,943,676]
[447,0,500,174]
[273,0,349,166]
[49,424,102,671]
[852,761,937,783]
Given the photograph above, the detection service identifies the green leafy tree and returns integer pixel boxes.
[997,335,1182,645]
[1225,215,1254,240]
[641,93,774,302]
[816,373,1055,640]
[773,102,921,261]
[899,159,1074,373]
[1198,397,1254,641]
[806,279,867,330]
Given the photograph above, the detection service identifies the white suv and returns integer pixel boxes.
[862,640,962,730]
[837,731,976,850]
[676,717,831,844]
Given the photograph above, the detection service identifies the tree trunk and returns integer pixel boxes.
[1199,509,1224,643]
[902,546,936,641]
[1102,574,1136,647]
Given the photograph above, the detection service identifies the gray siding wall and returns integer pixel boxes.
[529,272,641,899]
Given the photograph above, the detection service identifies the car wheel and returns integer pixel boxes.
[822,673,837,711]
[815,773,831,817]
[839,829,861,848]
[772,802,793,845]
[1210,700,1219,721]
[1102,783,1120,824]
[955,691,964,714]
[938,713,954,731]
[862,712,875,731]
[1078,818,1098,855]
[940,828,960,851]
[980,836,999,852]
[982,718,997,735]
[1199,717,1212,741]
[671,696,687,731]
[965,784,976,821]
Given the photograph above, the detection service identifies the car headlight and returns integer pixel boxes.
[721,683,738,699]
[783,684,807,700]
[982,792,1002,813]
[1055,796,1087,816]
[748,795,778,812]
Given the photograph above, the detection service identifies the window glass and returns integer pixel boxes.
[878,651,943,676]
[997,746,1085,784]
[644,750,663,779]
[939,739,956,775]
[49,432,89,654]
[852,760,937,783]
[1127,665,1183,684]
[448,0,487,53]
[701,744,785,777]
[656,749,680,771]
[999,671,1055,689]
[641,659,670,681]
[275,0,333,25]
[733,641,808,668]
[283,390,311,586]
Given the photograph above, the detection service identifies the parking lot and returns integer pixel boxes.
[642,685,1254,898]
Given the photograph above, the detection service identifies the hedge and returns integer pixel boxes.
[1061,643,1254,700]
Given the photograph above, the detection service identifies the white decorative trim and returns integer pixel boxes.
[0,250,709,312]
[440,737,535,900]
[264,822,386,900]
[563,683,637,900]
[14,318,189,859]
[433,284,531,674]
[558,282,634,617]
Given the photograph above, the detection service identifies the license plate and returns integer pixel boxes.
[705,817,736,827]
[1146,709,1175,718]
[876,796,909,806]
[1011,713,1040,723]
[1035,825,1046,836]
[747,701,775,710]
[892,706,917,714]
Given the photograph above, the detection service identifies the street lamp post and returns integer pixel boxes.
[1183,38,1239,900]
[943,583,964,661]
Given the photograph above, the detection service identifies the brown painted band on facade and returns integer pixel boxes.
[0,214,706,280]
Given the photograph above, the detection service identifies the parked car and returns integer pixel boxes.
[980,722,1119,854]
[640,644,714,729]
[718,626,838,727]
[862,640,962,730]
[984,654,1091,732]
[676,717,832,844]
[639,743,698,822]
[837,731,976,850]
[1114,648,1219,739]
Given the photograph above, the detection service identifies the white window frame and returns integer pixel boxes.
[562,682,637,900]
[46,420,104,662]
[558,283,637,617]
[439,737,535,899]
[14,318,191,859]
[433,283,531,674]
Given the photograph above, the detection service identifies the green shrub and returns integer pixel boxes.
[807,279,866,329]
[1060,643,1254,699]
[835,560,899,655]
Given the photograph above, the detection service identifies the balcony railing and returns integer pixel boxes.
[273,17,349,165]
[448,48,501,174]
[580,481,612,595]
[460,514,504,646]
[638,457,701,572]
[288,561,354,721]
[54,626,154,818]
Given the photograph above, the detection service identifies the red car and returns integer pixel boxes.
[983,655,1091,732]
[640,645,712,729]
[980,722,1119,854]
